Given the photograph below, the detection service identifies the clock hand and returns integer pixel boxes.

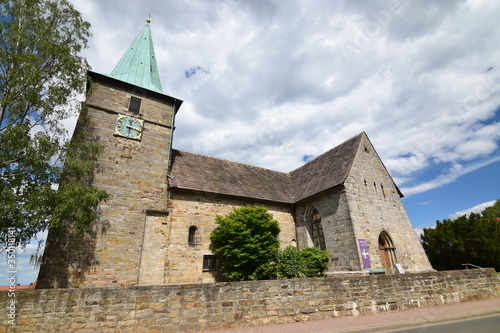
[126,124,141,131]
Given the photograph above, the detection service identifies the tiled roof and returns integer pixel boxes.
[169,150,293,203]
[169,132,365,203]
[289,133,363,202]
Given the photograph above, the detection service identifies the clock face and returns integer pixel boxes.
[114,114,144,141]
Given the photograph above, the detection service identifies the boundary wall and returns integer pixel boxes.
[1,269,499,332]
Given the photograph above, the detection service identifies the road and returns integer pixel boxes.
[381,314,500,333]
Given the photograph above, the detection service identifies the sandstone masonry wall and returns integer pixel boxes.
[294,187,360,272]
[345,135,433,272]
[37,80,177,289]
[162,190,297,284]
[2,269,499,332]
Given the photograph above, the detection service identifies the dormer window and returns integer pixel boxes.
[128,96,141,114]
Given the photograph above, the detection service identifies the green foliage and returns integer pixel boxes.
[210,206,281,281]
[210,206,331,281]
[0,0,108,248]
[49,105,108,235]
[482,199,500,220]
[421,201,500,271]
[277,246,330,279]
[300,247,330,277]
[278,246,306,279]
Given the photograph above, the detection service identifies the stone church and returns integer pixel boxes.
[37,22,432,288]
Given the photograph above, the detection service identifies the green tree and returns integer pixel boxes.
[482,199,500,220]
[421,201,500,271]
[0,0,108,248]
[210,206,280,281]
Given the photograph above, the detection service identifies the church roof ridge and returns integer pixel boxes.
[171,131,366,177]
[288,132,366,174]
[107,21,164,94]
[169,132,368,204]
[288,132,365,202]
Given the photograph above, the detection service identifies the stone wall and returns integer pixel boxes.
[294,187,360,272]
[2,269,499,332]
[345,135,433,272]
[162,190,297,284]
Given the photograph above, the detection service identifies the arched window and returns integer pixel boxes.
[188,226,198,246]
[309,208,326,250]
[378,230,396,274]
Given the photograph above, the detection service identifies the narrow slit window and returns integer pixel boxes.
[188,226,197,246]
[128,97,141,113]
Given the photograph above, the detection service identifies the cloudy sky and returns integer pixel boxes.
[2,0,500,285]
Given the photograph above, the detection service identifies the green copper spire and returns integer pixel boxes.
[108,20,163,94]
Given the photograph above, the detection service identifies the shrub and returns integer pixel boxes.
[278,246,306,279]
[300,247,330,277]
[210,206,280,281]
[278,246,330,279]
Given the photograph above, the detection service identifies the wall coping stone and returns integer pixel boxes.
[1,269,499,332]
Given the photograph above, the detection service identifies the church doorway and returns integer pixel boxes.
[378,230,396,274]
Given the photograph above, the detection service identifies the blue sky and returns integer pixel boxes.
[405,158,500,231]
[1,0,500,285]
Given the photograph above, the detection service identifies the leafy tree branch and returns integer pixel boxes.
[0,0,108,249]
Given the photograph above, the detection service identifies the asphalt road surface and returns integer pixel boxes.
[381,314,500,333]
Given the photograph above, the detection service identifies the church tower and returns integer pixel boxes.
[37,21,182,288]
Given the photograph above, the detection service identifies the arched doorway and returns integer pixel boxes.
[378,230,396,274]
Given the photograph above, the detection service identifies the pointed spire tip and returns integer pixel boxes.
[107,20,164,94]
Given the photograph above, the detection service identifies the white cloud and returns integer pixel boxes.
[400,156,500,196]
[5,0,499,286]
[63,0,500,190]
[414,228,424,241]
[448,200,497,220]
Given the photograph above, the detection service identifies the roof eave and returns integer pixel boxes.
[88,71,183,111]
[169,186,293,205]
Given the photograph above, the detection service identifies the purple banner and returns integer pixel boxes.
[358,238,371,269]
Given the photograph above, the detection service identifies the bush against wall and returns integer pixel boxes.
[300,247,330,277]
[278,246,306,278]
[210,206,281,281]
[278,246,330,279]
[210,207,330,281]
